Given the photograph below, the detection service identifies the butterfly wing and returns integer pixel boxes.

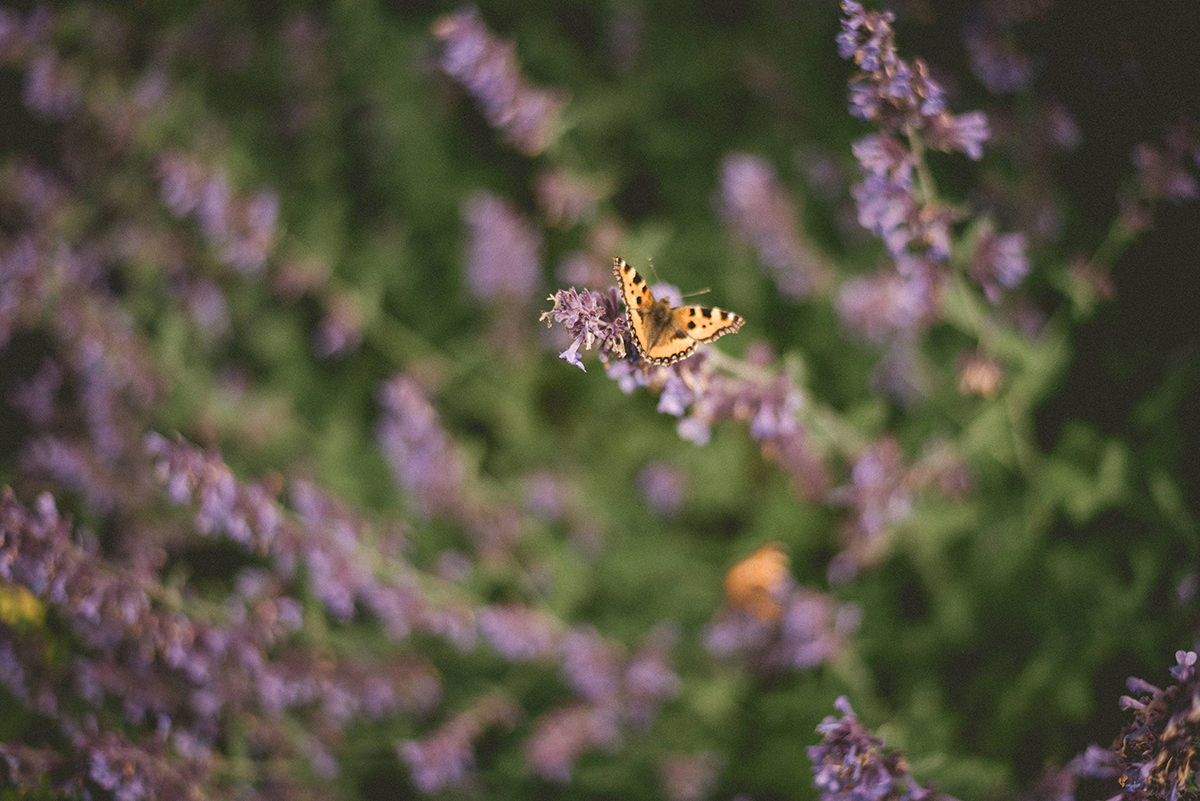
[613,257,659,359]
[642,326,699,364]
[672,304,744,345]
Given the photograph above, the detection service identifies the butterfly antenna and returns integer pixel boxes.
[646,257,662,284]
[680,287,712,299]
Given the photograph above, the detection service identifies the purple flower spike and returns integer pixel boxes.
[839,0,1002,282]
[540,285,628,371]
[462,191,542,302]
[432,8,566,156]
[377,376,466,517]
[808,696,959,801]
[1103,650,1200,800]
[719,153,826,297]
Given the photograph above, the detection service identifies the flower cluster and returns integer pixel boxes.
[808,696,960,801]
[432,7,567,156]
[1106,650,1200,800]
[836,265,941,344]
[610,347,831,499]
[156,152,281,275]
[525,625,681,781]
[146,431,477,648]
[1132,123,1200,204]
[838,0,1028,316]
[376,374,527,560]
[540,284,628,370]
[827,437,912,579]
[536,170,605,228]
[1119,120,1200,235]
[377,376,467,517]
[707,546,859,673]
[963,5,1036,95]
[398,694,520,793]
[719,153,828,297]
[398,606,682,789]
[462,190,543,302]
[1018,650,1200,801]
[839,2,988,156]
[0,487,441,798]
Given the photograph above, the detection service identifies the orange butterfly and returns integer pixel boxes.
[724,543,790,622]
[612,257,745,365]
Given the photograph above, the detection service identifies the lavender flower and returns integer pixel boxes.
[432,7,566,156]
[621,628,682,726]
[1020,762,1086,801]
[1,490,294,791]
[399,720,476,794]
[476,621,680,781]
[376,376,466,516]
[312,292,363,359]
[706,585,857,674]
[146,432,282,549]
[828,437,914,582]
[560,627,624,703]
[156,152,279,274]
[808,696,959,801]
[719,153,827,297]
[836,267,942,343]
[176,277,231,342]
[477,604,562,662]
[686,356,830,499]
[851,134,960,262]
[840,0,996,291]
[0,7,50,63]
[1,473,450,792]
[23,51,82,120]
[145,433,473,656]
[638,461,686,518]
[0,237,45,350]
[969,229,1030,302]
[836,1,895,72]
[964,20,1034,94]
[1102,650,1200,800]
[399,694,518,794]
[1132,123,1200,204]
[0,742,74,797]
[540,285,628,370]
[925,110,991,161]
[536,170,604,227]
[462,190,542,302]
[4,158,68,219]
[526,704,621,782]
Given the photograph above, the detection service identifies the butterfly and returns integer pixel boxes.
[612,257,745,365]
[724,542,790,622]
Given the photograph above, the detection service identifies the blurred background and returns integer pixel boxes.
[1,1,1198,799]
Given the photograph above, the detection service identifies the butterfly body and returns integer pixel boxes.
[613,257,744,365]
